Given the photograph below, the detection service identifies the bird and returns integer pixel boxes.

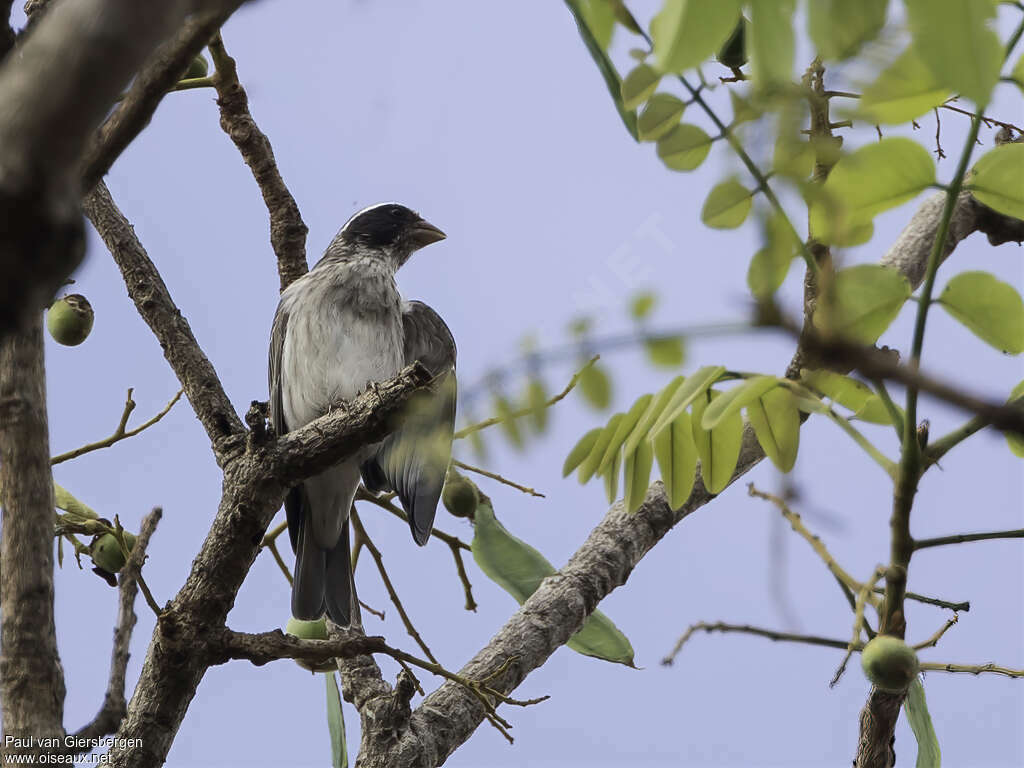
[268,202,457,627]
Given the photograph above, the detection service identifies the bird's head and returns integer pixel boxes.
[337,203,446,267]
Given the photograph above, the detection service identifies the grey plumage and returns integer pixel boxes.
[268,203,456,626]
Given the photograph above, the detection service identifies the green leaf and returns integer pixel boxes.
[1006,380,1024,457]
[650,365,727,438]
[629,291,657,320]
[650,0,742,74]
[748,0,794,87]
[814,264,911,344]
[644,336,686,367]
[577,413,624,483]
[563,427,603,477]
[653,410,699,509]
[1012,53,1024,92]
[857,47,949,125]
[524,377,549,432]
[603,444,622,504]
[472,501,636,665]
[493,394,523,449]
[810,138,936,244]
[970,143,1024,221]
[746,387,800,472]
[937,271,1024,354]
[656,123,713,171]
[325,673,349,768]
[802,369,901,426]
[577,0,615,49]
[701,375,779,430]
[905,0,1000,106]
[578,362,613,409]
[54,482,98,519]
[729,89,762,124]
[691,391,744,494]
[701,180,753,229]
[565,0,639,140]
[621,63,661,110]
[623,375,686,457]
[747,213,799,299]
[807,0,887,60]
[773,133,815,180]
[903,678,941,768]
[597,394,654,475]
[638,93,686,141]
[624,439,654,513]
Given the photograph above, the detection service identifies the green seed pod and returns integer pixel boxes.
[442,471,478,519]
[90,533,127,573]
[184,55,209,80]
[285,617,334,672]
[717,16,747,69]
[860,634,920,693]
[47,294,94,346]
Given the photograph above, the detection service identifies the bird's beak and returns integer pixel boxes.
[409,219,446,248]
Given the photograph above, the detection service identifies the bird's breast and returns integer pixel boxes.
[280,266,404,429]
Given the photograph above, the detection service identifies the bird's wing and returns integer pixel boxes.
[362,300,457,545]
[269,302,304,553]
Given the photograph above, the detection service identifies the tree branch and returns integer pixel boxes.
[0,0,241,335]
[0,316,65,753]
[208,32,308,291]
[65,508,162,752]
[79,3,245,193]
[82,182,246,464]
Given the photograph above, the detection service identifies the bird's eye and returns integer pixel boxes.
[390,207,402,218]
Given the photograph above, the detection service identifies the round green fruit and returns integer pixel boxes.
[90,532,134,574]
[285,617,334,672]
[442,472,478,519]
[47,294,94,346]
[184,55,208,80]
[860,635,920,693]
[285,616,328,640]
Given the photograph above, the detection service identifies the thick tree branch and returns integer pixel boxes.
[209,33,309,291]
[83,182,246,464]
[103,365,434,768]
[65,508,162,752]
[0,0,240,335]
[79,4,245,193]
[350,432,764,767]
[0,317,65,754]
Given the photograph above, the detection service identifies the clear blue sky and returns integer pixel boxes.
[33,1,1023,765]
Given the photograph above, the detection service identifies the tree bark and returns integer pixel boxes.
[0,317,65,755]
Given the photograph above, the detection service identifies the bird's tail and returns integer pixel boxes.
[292,510,359,628]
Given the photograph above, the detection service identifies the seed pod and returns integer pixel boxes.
[861,634,920,693]
[47,294,94,346]
[442,470,478,519]
[285,617,335,672]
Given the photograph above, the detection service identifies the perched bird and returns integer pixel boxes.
[268,203,457,627]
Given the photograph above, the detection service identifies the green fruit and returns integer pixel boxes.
[861,635,920,693]
[90,533,131,573]
[717,16,747,68]
[442,471,478,519]
[285,617,334,672]
[285,616,328,640]
[47,294,94,346]
[184,55,208,80]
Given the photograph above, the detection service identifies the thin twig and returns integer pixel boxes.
[449,542,478,612]
[913,528,1024,550]
[662,621,854,665]
[832,566,887,687]
[349,509,439,665]
[455,356,598,439]
[452,460,544,497]
[51,389,183,465]
[919,661,1024,678]
[265,539,293,586]
[356,489,472,551]
[912,614,958,651]
[358,599,386,621]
